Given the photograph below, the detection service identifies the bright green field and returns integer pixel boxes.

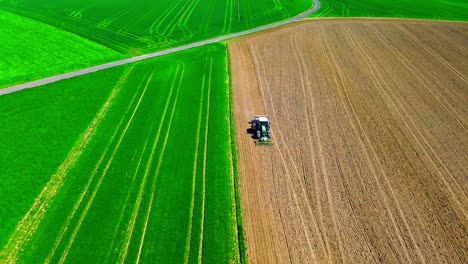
[0,0,313,53]
[0,9,125,89]
[0,44,245,263]
[312,0,468,21]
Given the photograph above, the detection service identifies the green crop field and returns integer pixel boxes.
[312,0,468,21]
[0,44,245,263]
[0,9,124,89]
[0,0,313,54]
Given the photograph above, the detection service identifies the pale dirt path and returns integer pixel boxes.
[229,19,468,263]
[0,0,320,96]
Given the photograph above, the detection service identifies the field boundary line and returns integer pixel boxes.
[225,48,246,262]
[0,0,320,96]
[226,43,249,263]
[0,66,134,263]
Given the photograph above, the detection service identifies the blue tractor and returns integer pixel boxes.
[250,115,273,146]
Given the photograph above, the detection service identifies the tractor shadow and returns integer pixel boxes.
[246,127,258,140]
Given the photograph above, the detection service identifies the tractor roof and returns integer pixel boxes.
[258,116,269,122]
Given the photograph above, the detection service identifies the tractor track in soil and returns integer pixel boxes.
[229,19,468,263]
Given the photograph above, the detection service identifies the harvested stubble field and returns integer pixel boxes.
[229,19,468,263]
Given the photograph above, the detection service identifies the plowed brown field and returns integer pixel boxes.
[229,19,468,263]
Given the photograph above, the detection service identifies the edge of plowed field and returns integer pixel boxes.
[227,47,248,264]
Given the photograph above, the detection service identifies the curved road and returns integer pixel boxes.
[0,0,320,96]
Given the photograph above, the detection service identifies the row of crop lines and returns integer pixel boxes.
[309,0,468,21]
[0,44,242,263]
[0,0,314,54]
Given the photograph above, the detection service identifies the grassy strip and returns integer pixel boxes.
[311,0,468,21]
[226,42,249,264]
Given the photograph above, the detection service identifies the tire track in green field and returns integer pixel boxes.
[0,66,134,263]
[159,0,197,38]
[234,0,241,23]
[198,57,213,264]
[135,65,186,264]
[57,71,156,264]
[271,0,288,18]
[157,0,196,42]
[119,7,152,34]
[102,136,151,264]
[14,8,139,52]
[44,69,150,264]
[98,6,135,28]
[201,0,217,34]
[178,0,202,41]
[148,0,185,35]
[224,0,234,33]
[183,56,212,263]
[117,65,183,264]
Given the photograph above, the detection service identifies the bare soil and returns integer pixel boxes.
[229,19,468,263]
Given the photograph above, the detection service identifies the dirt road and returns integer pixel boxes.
[229,19,468,263]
